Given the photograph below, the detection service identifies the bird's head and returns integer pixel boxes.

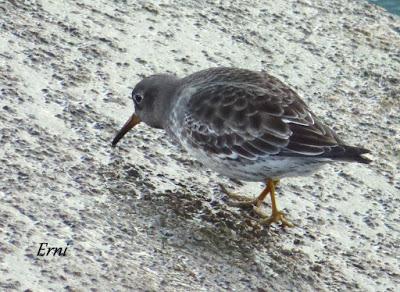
[112,74,179,146]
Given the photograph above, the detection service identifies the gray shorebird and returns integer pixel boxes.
[112,67,370,227]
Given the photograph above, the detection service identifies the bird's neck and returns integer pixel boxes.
[154,77,182,129]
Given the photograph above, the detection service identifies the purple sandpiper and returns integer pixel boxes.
[112,67,370,227]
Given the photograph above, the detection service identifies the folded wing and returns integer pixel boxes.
[176,69,364,162]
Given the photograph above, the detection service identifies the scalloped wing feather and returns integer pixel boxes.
[175,69,343,161]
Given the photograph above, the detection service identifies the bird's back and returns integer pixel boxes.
[167,67,370,180]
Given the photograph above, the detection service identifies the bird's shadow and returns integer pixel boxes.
[97,152,326,289]
[98,156,294,263]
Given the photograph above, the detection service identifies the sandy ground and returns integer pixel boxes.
[0,0,399,291]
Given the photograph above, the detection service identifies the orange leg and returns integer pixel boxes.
[221,179,294,227]
[258,179,293,227]
[219,183,270,207]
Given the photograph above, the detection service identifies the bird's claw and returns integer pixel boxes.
[259,210,294,228]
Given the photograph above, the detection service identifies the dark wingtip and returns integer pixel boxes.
[342,146,372,164]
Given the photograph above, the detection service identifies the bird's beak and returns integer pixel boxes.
[112,114,141,147]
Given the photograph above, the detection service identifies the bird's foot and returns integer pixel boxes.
[258,208,294,228]
[220,181,294,228]
[219,184,258,207]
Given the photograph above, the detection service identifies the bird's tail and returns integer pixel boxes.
[332,145,372,164]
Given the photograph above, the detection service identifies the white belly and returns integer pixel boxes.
[181,141,325,182]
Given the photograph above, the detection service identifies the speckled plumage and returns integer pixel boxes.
[146,67,369,181]
[113,67,370,181]
[112,67,371,226]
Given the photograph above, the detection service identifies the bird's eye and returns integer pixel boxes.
[132,93,143,104]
